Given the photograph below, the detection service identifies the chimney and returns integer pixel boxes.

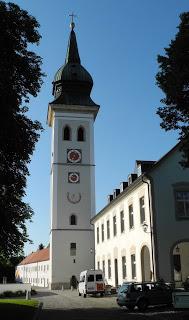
[120,181,128,192]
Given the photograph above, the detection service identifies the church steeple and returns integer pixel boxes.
[65,28,81,64]
[52,22,98,107]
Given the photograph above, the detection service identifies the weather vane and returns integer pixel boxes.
[69,12,77,30]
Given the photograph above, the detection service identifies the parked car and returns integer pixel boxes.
[116,281,172,311]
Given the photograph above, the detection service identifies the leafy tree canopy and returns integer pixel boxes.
[38,243,44,250]
[0,1,44,259]
[156,12,189,167]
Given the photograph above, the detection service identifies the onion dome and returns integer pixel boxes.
[52,23,97,106]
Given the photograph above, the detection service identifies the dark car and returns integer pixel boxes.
[116,281,172,311]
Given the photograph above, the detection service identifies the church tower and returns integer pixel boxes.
[47,21,99,289]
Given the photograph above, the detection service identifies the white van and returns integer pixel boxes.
[78,269,105,298]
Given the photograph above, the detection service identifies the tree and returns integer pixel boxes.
[0,1,44,259]
[38,243,44,250]
[156,12,189,167]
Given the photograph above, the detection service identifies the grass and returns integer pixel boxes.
[0,298,38,307]
[0,299,39,320]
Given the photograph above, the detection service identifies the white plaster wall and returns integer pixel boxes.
[94,182,152,286]
[50,230,94,286]
[50,108,96,288]
[150,149,189,282]
[16,261,50,287]
[0,283,31,294]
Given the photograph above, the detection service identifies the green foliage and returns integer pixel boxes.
[0,1,44,258]
[38,243,44,250]
[156,12,189,167]
[0,290,36,298]
[0,255,24,282]
[0,298,38,307]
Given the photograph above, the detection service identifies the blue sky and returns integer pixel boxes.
[8,0,189,255]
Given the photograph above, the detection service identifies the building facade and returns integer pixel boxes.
[91,145,189,287]
[47,23,99,289]
[16,248,50,287]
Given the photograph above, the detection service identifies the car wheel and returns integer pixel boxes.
[83,293,86,298]
[127,305,135,311]
[137,299,148,311]
[79,292,81,296]
[100,292,104,297]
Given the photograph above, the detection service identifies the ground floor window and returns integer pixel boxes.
[131,254,136,279]
[122,256,127,279]
[108,259,111,279]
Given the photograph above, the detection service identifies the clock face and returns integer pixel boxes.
[67,149,82,163]
[68,172,80,183]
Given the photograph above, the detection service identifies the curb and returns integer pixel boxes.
[33,302,43,320]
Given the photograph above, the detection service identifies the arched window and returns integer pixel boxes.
[70,214,77,225]
[77,126,85,141]
[63,126,71,140]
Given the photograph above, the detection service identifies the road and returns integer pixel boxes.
[34,288,189,320]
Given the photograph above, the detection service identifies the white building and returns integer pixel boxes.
[47,22,99,289]
[91,144,189,287]
[16,22,99,289]
[16,248,50,287]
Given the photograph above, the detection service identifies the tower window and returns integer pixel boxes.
[77,126,85,141]
[63,126,71,141]
[70,243,76,256]
[70,214,77,225]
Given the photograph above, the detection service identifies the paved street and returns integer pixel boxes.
[34,288,189,320]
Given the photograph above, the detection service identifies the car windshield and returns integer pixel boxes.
[119,284,130,293]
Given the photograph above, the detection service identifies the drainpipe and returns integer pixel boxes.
[141,174,156,281]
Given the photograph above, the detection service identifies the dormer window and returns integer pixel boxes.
[63,126,71,141]
[77,126,85,141]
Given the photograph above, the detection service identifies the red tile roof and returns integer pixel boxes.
[19,247,49,265]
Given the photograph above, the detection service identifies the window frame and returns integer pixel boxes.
[108,259,111,279]
[131,254,136,279]
[77,126,85,142]
[173,182,189,220]
[129,204,134,229]
[63,125,71,141]
[120,210,125,233]
[70,242,76,256]
[107,220,110,239]
[97,226,99,244]
[113,215,117,236]
[70,214,77,225]
[139,196,145,224]
[122,256,127,279]
[101,223,104,242]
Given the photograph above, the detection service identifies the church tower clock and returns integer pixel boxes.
[47,21,99,289]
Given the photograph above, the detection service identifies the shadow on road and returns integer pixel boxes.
[34,291,58,298]
[39,307,189,320]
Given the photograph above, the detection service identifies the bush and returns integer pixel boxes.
[15,290,25,297]
[0,290,26,298]
[31,289,37,295]
[3,291,13,297]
